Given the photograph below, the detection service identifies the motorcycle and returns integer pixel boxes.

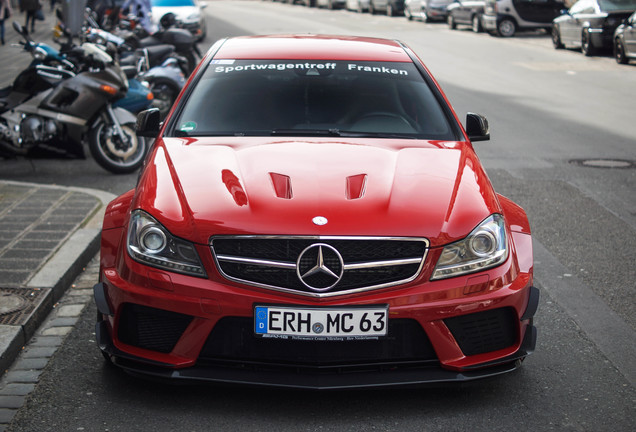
[112,12,201,75]
[0,22,148,174]
[85,27,186,119]
[50,15,155,115]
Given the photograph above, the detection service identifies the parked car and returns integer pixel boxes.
[552,0,636,56]
[405,0,453,21]
[346,0,371,11]
[369,0,406,15]
[149,0,207,41]
[95,34,539,388]
[482,0,564,37]
[316,0,346,8]
[614,11,636,63]
[447,0,486,32]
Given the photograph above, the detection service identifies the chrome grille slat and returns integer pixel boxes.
[210,236,429,298]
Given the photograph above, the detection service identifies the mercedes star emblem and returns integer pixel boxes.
[296,243,344,292]
[312,216,328,226]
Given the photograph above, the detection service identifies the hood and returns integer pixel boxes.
[133,138,500,247]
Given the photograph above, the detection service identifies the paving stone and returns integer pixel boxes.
[0,260,40,271]
[21,232,67,241]
[0,272,30,285]
[0,395,25,409]
[56,304,86,318]
[40,327,73,337]
[0,384,35,396]
[45,317,78,328]
[0,408,16,424]
[4,370,42,384]
[13,358,48,371]
[1,249,51,260]
[30,336,63,347]
[20,347,57,359]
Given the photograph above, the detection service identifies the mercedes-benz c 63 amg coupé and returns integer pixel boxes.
[94,34,538,389]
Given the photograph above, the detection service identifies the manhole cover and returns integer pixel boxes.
[570,159,635,169]
[0,288,46,325]
[0,293,27,315]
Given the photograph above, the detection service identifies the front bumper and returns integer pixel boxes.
[482,14,497,32]
[94,249,538,388]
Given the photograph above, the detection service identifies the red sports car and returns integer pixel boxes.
[94,35,538,389]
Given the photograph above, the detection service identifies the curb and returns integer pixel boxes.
[0,181,115,377]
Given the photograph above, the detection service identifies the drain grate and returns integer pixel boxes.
[570,159,635,169]
[0,287,47,325]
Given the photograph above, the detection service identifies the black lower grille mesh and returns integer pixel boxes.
[444,307,517,356]
[117,303,193,353]
[198,317,437,367]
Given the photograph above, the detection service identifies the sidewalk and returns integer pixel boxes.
[0,180,114,377]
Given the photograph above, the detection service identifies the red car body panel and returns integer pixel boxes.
[95,35,537,388]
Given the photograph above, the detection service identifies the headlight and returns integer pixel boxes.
[431,214,508,280]
[33,47,48,61]
[185,13,200,23]
[127,210,206,277]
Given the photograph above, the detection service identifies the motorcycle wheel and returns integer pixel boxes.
[89,120,148,174]
[149,80,180,120]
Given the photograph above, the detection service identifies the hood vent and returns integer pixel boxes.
[346,174,367,200]
[269,172,293,199]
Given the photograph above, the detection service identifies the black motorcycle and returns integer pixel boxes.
[116,12,201,75]
[0,22,148,174]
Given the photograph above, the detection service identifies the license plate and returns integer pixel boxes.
[254,305,388,340]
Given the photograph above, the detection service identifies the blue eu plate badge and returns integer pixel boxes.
[254,306,268,334]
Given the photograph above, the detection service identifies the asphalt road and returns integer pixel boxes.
[2,1,636,431]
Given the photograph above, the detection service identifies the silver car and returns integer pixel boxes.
[614,11,636,63]
[150,0,207,41]
[405,0,453,21]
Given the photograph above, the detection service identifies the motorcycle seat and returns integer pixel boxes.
[135,45,176,68]
[121,66,138,79]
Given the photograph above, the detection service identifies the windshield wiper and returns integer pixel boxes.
[271,128,343,137]
[271,128,418,139]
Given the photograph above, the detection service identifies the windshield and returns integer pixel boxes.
[171,60,457,140]
[599,0,636,11]
[150,0,195,7]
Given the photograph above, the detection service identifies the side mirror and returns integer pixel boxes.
[465,112,490,142]
[136,108,161,137]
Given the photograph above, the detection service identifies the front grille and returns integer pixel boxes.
[211,236,428,297]
[444,307,517,356]
[117,303,193,353]
[198,317,438,368]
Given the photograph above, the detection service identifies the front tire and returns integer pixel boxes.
[472,14,482,33]
[615,38,628,64]
[552,25,564,49]
[404,6,412,20]
[581,30,596,56]
[448,14,457,30]
[497,18,516,37]
[89,120,148,174]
